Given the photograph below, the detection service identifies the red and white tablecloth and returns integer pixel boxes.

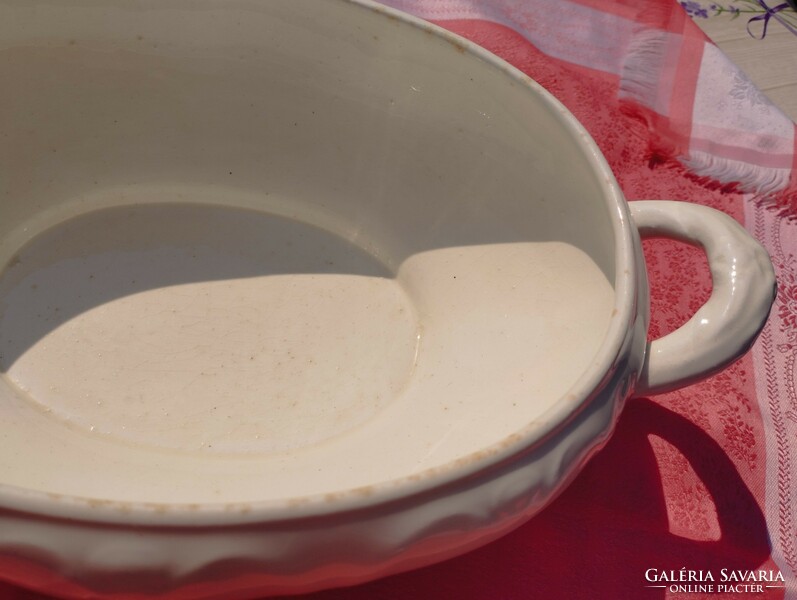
[2,0,796,598]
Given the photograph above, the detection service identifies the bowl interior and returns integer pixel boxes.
[0,0,618,506]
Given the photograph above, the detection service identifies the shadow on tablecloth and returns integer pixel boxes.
[299,398,771,600]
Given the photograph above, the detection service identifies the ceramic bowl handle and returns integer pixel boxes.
[630,200,776,396]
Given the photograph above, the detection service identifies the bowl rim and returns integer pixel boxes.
[0,0,638,527]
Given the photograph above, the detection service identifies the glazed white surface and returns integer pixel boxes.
[0,197,613,503]
[0,203,420,456]
[0,0,622,508]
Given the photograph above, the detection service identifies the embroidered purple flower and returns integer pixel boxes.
[681,0,710,17]
[709,2,740,14]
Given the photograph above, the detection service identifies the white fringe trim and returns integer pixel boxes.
[681,150,792,197]
[620,28,793,198]
[618,29,669,108]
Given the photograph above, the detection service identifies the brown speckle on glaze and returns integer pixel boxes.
[144,503,169,514]
[85,498,108,509]
[352,486,374,498]
[500,432,524,450]
[287,497,310,508]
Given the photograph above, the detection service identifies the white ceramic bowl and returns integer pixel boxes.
[0,1,776,598]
